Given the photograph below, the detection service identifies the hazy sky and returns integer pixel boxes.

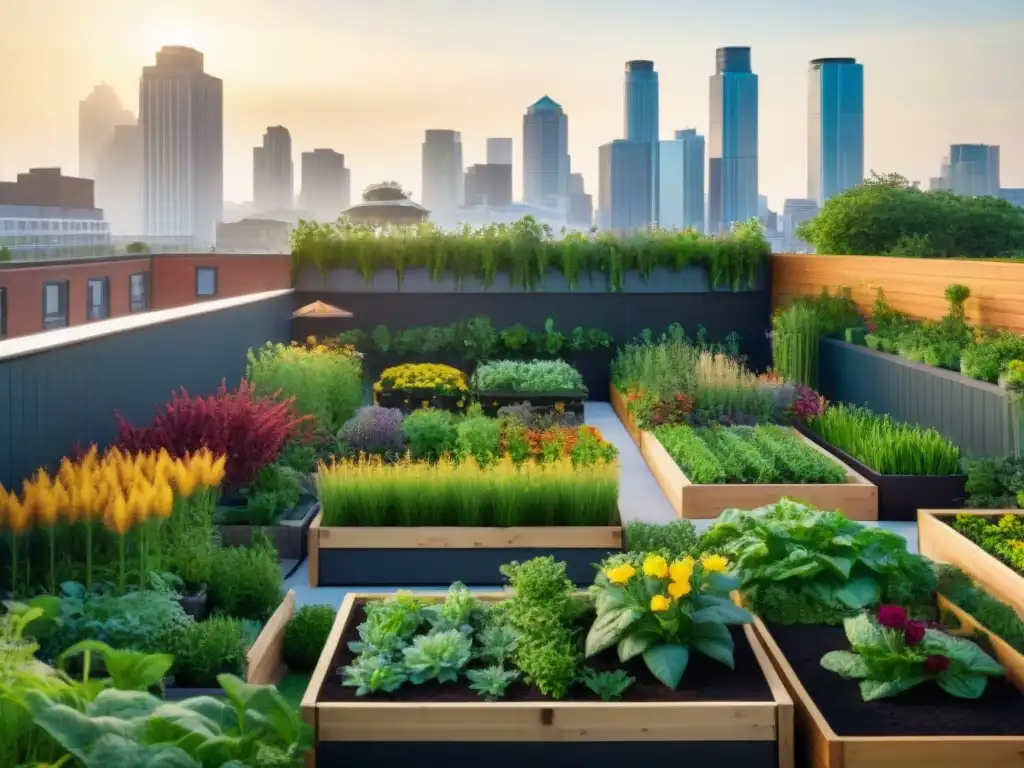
[1,0,1022,210]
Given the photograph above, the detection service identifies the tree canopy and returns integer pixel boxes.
[797,172,1024,258]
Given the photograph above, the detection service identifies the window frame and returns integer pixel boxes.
[86,276,110,321]
[195,266,218,298]
[0,286,7,339]
[42,280,69,330]
[129,272,149,313]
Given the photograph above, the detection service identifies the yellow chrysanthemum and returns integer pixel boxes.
[642,555,669,579]
[669,556,695,584]
[668,579,692,599]
[701,554,730,573]
[605,563,637,585]
[650,594,670,612]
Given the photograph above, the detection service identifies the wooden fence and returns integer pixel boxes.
[772,254,1024,333]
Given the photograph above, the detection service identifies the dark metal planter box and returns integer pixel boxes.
[375,389,467,414]
[796,423,967,522]
[163,685,227,700]
[308,514,623,587]
[476,391,587,418]
[217,497,321,561]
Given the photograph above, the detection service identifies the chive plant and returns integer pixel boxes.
[808,404,961,476]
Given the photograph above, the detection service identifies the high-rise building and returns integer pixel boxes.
[300,149,351,222]
[95,124,143,235]
[523,96,570,211]
[659,129,705,232]
[708,47,759,233]
[598,140,651,231]
[624,60,660,220]
[487,138,513,166]
[79,84,133,182]
[568,172,593,228]
[808,58,864,206]
[140,46,223,242]
[422,130,463,216]
[782,198,819,253]
[948,144,1000,197]
[464,164,513,208]
[253,126,294,213]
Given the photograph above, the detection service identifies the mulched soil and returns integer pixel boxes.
[318,599,773,704]
[767,622,1024,737]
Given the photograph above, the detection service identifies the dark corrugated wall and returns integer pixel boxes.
[818,339,1016,459]
[0,293,292,490]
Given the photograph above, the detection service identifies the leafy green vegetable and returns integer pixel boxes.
[341,654,407,696]
[580,668,634,701]
[466,666,519,701]
[401,630,473,684]
[821,612,1004,701]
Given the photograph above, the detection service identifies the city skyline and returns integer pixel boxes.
[1,0,1023,211]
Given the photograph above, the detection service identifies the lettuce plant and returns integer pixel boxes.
[585,552,752,689]
[401,630,473,684]
[466,666,519,701]
[700,500,936,625]
[821,608,1004,701]
[341,654,408,696]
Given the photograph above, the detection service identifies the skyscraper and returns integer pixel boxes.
[808,57,864,206]
[79,84,133,181]
[659,129,705,231]
[140,46,223,241]
[300,149,350,221]
[95,124,143,235]
[948,144,1000,197]
[464,164,513,208]
[708,47,758,233]
[569,172,593,228]
[487,138,513,166]
[253,126,294,213]
[523,96,570,211]
[782,198,819,253]
[624,60,660,220]
[598,140,651,231]
[422,130,463,216]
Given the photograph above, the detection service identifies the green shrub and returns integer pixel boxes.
[964,456,1024,508]
[471,359,586,393]
[961,332,1024,383]
[623,520,697,561]
[208,545,284,621]
[283,604,336,673]
[219,462,302,525]
[455,415,501,465]
[169,616,249,688]
[402,408,458,460]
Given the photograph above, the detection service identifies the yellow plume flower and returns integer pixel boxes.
[202,455,227,488]
[700,554,730,574]
[642,555,669,579]
[7,497,32,535]
[105,489,132,535]
[153,480,175,519]
[173,462,198,497]
[126,484,150,525]
[650,594,671,612]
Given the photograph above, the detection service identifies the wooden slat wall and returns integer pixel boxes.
[772,254,1024,333]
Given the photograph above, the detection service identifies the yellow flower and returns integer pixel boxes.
[668,579,692,599]
[605,563,637,585]
[7,497,32,534]
[104,490,132,535]
[35,485,60,527]
[701,554,730,573]
[642,555,669,579]
[650,594,670,612]
[153,480,175,519]
[669,557,695,584]
[172,462,198,497]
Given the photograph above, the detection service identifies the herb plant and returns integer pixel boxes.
[586,553,751,689]
[342,653,408,695]
[950,513,1024,574]
[624,520,698,561]
[467,666,520,701]
[207,544,284,621]
[964,456,1024,508]
[477,623,519,665]
[808,404,961,476]
[581,668,634,701]
[337,405,406,456]
[936,564,1024,654]
[402,630,473,684]
[401,408,458,460]
[821,608,1004,701]
[168,616,249,688]
[700,500,936,625]
[472,359,587,393]
[283,604,336,673]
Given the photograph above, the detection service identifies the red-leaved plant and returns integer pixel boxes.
[115,380,308,490]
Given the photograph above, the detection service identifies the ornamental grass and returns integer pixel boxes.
[317,454,618,527]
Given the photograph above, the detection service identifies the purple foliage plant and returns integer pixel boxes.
[338,406,406,455]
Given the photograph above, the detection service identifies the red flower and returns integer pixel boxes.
[877,605,908,629]
[903,620,926,646]
[924,654,951,673]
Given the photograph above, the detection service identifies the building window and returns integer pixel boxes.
[195,267,217,298]
[130,272,149,312]
[0,286,6,339]
[42,281,69,330]
[86,277,110,321]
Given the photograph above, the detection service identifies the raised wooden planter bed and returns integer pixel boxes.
[165,589,296,699]
[751,613,1024,768]
[609,385,643,448]
[307,514,622,587]
[300,592,794,768]
[217,497,320,563]
[477,391,587,418]
[918,509,1024,619]
[797,425,967,522]
[375,389,466,414]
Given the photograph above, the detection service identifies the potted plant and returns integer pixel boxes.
[471,359,588,417]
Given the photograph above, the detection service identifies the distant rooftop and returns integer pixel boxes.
[529,96,562,112]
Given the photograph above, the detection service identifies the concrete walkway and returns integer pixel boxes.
[284,402,917,606]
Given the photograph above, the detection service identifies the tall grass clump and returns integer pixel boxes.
[772,303,821,387]
[692,352,776,422]
[246,341,363,432]
[611,324,739,397]
[808,404,961,476]
[316,455,618,527]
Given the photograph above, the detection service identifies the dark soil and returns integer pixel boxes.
[319,599,773,704]
[767,622,1024,736]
